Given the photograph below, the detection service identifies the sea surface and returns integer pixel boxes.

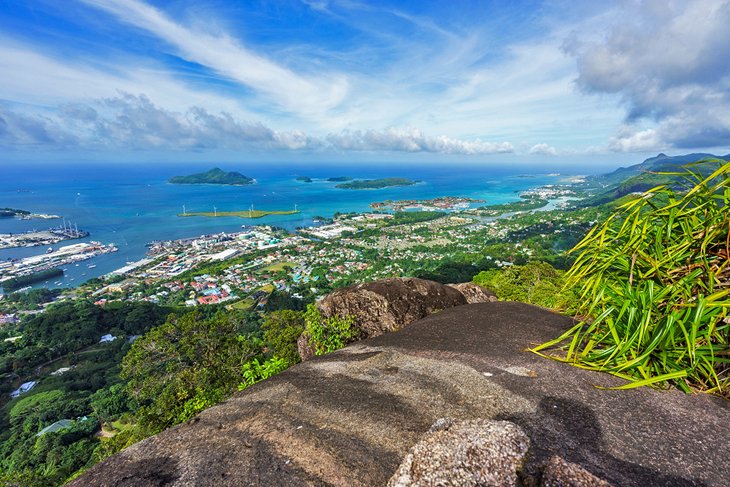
[0,162,589,290]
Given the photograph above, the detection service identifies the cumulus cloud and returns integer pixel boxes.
[327,127,513,154]
[565,0,730,150]
[528,143,557,156]
[0,106,78,147]
[0,94,318,151]
[2,96,515,155]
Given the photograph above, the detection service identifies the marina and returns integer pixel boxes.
[0,241,117,286]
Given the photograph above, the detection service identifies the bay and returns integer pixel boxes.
[0,162,585,290]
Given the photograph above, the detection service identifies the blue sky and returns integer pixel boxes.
[0,0,728,166]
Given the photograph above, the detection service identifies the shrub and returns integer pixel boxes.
[238,356,289,390]
[473,261,577,313]
[302,304,358,356]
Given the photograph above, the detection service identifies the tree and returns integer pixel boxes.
[89,384,134,424]
[261,310,305,365]
[121,311,262,433]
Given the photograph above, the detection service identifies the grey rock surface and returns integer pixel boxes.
[72,302,730,487]
[541,456,613,487]
[387,418,530,487]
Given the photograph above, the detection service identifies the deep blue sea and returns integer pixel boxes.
[0,162,590,290]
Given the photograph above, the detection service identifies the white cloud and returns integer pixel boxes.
[327,127,513,154]
[3,96,516,155]
[528,143,558,156]
[79,0,349,118]
[0,94,318,151]
[0,42,260,120]
[608,126,662,152]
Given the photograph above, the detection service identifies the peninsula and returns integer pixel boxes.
[169,168,254,185]
[0,208,60,220]
[336,177,417,189]
[179,209,300,219]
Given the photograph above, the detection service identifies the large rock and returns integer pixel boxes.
[448,282,498,304]
[388,418,530,487]
[315,277,478,339]
[72,302,730,487]
[298,278,496,361]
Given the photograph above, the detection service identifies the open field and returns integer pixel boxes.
[229,298,255,310]
[262,261,295,272]
[178,209,299,219]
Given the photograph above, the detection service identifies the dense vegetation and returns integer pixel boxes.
[473,261,578,313]
[3,268,64,292]
[533,161,730,396]
[169,168,253,185]
[0,301,172,485]
[335,177,417,189]
[478,196,549,216]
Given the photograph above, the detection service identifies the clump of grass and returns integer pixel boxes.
[532,160,730,397]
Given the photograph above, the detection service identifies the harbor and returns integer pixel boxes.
[0,219,89,250]
[0,241,118,289]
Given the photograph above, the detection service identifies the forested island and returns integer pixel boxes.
[335,177,417,189]
[169,168,254,185]
[0,208,30,218]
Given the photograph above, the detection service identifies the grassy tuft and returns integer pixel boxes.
[532,160,730,397]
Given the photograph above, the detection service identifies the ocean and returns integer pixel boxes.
[0,162,588,290]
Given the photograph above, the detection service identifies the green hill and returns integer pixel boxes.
[581,153,730,206]
[335,177,417,189]
[169,168,254,185]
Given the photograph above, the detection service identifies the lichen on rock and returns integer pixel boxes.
[388,418,530,487]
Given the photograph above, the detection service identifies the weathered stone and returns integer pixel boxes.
[296,332,315,362]
[388,418,530,487]
[315,277,468,339]
[541,456,613,487]
[71,302,730,487]
[447,282,498,304]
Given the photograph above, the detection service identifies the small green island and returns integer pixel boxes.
[295,176,313,183]
[179,209,300,219]
[169,168,254,185]
[0,207,30,218]
[335,177,418,189]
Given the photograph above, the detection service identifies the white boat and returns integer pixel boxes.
[87,264,97,269]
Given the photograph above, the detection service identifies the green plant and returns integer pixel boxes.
[473,261,578,313]
[302,304,358,356]
[238,356,289,390]
[532,161,730,396]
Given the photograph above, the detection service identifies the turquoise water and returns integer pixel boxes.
[0,162,583,289]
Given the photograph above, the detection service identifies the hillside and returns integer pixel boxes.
[71,301,729,486]
[581,153,730,206]
[169,168,254,185]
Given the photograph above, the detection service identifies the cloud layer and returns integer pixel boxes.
[0,94,510,155]
[566,0,730,151]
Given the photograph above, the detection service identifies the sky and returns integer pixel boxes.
[0,0,728,166]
